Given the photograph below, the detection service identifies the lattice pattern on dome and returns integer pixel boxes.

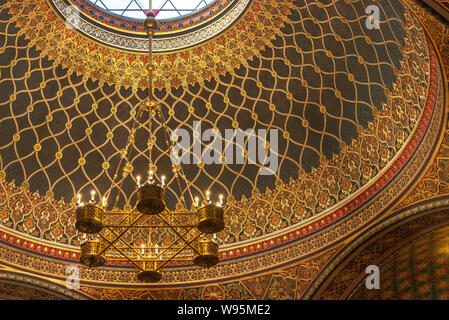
[0,0,430,246]
[88,0,216,20]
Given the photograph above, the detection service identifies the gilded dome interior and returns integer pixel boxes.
[0,0,448,301]
[350,225,449,300]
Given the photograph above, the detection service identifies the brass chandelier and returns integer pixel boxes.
[73,2,225,283]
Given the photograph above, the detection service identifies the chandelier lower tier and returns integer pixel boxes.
[73,5,226,283]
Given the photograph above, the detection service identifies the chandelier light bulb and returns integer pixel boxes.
[219,194,224,205]
[102,197,107,208]
[137,175,141,187]
[77,193,81,205]
[148,170,154,183]
[90,190,96,203]
[206,190,210,201]
[161,175,166,186]
[195,197,199,207]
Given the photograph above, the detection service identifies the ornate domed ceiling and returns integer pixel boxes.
[0,0,447,298]
[350,224,449,300]
[0,280,68,300]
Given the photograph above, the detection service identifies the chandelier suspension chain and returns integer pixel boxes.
[147,0,154,174]
[111,108,145,210]
[157,107,194,208]
[145,5,195,210]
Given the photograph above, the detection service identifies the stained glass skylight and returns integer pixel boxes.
[87,0,217,20]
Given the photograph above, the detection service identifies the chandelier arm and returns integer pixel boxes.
[111,245,190,250]
[103,224,197,228]
[114,204,139,226]
[107,258,193,262]
[161,210,200,254]
[117,233,150,261]
[94,209,140,235]
[160,208,186,227]
[100,210,140,215]
[102,220,196,269]
[97,212,144,255]
[100,208,135,231]
[164,210,197,215]
[152,225,197,260]
[157,213,202,256]
[154,232,202,271]
[98,233,144,271]
[102,229,147,261]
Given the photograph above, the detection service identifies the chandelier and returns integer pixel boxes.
[73,3,225,283]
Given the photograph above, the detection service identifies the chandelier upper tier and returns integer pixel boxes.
[74,3,226,283]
